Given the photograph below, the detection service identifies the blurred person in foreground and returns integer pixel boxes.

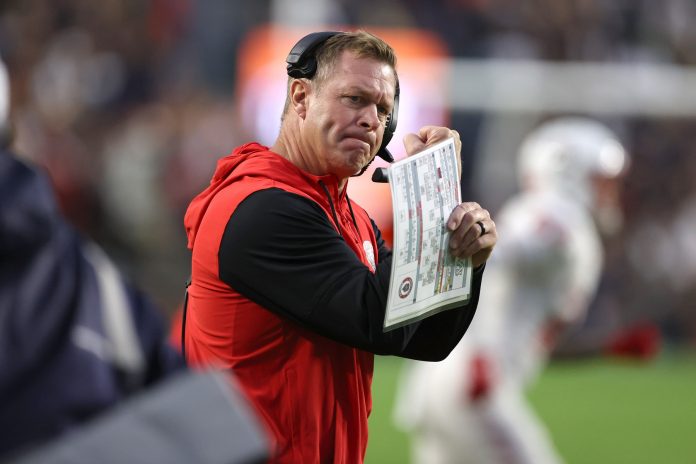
[393,117,631,464]
[182,30,497,463]
[0,55,187,459]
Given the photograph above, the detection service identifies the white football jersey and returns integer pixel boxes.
[394,189,603,464]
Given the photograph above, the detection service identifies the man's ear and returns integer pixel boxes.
[289,79,309,119]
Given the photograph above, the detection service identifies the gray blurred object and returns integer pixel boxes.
[12,371,270,464]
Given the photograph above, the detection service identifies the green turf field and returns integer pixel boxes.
[365,349,696,464]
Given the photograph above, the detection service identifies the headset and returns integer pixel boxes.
[285,31,399,166]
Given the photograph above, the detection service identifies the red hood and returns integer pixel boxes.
[184,142,344,249]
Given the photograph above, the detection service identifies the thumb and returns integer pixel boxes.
[403,132,427,156]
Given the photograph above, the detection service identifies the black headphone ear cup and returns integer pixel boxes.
[287,57,316,79]
[380,114,395,151]
[377,82,399,162]
[286,31,340,79]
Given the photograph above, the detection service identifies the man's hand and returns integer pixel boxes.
[467,353,494,402]
[404,125,496,268]
[403,126,462,178]
[447,202,496,268]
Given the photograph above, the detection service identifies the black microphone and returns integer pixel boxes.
[371,168,389,183]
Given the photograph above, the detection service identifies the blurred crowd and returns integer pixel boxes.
[1,0,695,346]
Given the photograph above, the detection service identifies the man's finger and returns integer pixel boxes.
[446,202,481,232]
[418,126,451,147]
[403,133,427,156]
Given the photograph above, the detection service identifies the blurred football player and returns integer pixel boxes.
[393,117,629,464]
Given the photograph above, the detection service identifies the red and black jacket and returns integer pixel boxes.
[183,142,483,463]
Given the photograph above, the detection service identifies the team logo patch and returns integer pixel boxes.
[363,240,376,272]
[398,277,414,299]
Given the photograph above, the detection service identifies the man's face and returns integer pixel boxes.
[301,51,396,180]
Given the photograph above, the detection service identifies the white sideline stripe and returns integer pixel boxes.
[83,242,145,375]
[72,326,112,363]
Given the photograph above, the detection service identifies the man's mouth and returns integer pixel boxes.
[343,136,373,153]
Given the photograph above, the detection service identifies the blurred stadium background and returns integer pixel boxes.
[1,0,695,462]
[367,354,696,463]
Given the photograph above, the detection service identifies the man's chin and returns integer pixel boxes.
[353,154,378,176]
[335,151,372,176]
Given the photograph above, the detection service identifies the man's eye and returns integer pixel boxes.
[377,106,389,116]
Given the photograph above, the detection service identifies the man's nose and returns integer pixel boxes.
[358,105,381,131]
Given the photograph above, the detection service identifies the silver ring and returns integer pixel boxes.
[477,221,486,236]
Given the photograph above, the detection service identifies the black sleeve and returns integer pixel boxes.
[218,188,483,361]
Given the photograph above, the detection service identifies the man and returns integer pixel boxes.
[183,30,497,463]
[393,117,629,464]
[0,54,271,464]
[0,56,186,459]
